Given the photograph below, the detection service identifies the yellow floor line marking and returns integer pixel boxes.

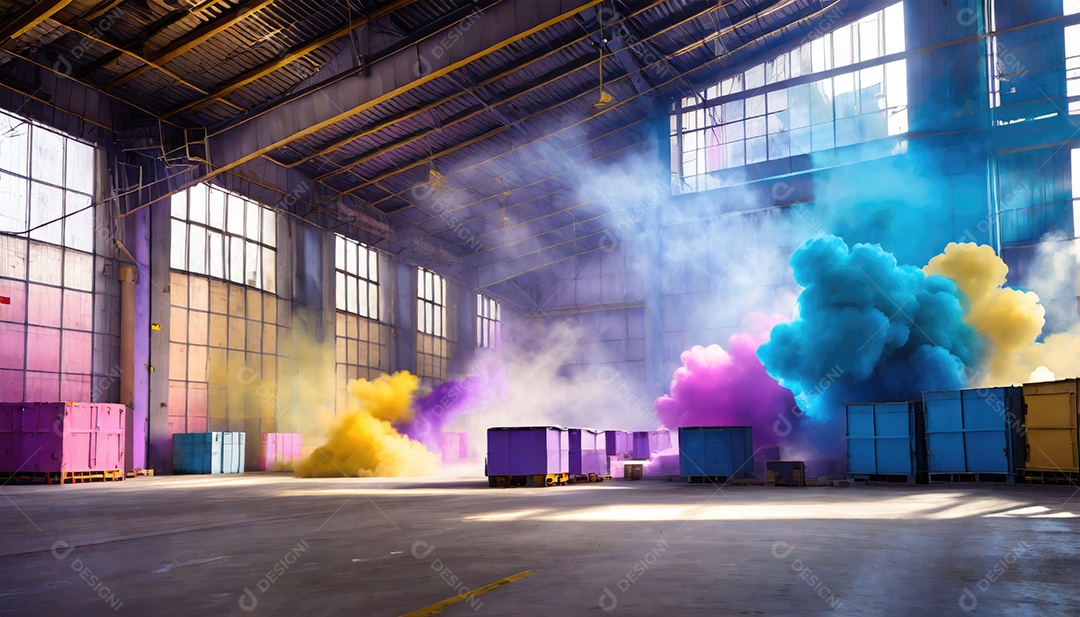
[398,569,538,616]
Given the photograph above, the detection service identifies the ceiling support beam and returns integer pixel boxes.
[0,0,77,41]
[165,0,423,116]
[104,0,278,90]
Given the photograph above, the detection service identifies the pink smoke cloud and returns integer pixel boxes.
[654,314,796,447]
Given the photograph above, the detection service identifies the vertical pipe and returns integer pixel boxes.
[119,264,135,473]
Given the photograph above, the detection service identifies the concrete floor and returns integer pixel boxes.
[0,474,1078,616]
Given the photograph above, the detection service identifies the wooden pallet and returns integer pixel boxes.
[125,468,155,478]
[0,469,124,485]
[848,473,920,484]
[571,473,607,483]
[1020,469,1079,485]
[928,472,1013,484]
[487,473,570,488]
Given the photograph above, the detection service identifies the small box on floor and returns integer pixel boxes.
[173,432,245,474]
[766,461,805,487]
[258,433,302,471]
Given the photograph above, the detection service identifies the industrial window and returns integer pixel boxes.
[670,2,907,193]
[1067,23,1080,114]
[334,234,380,320]
[1073,149,1080,235]
[477,293,500,348]
[170,183,277,293]
[417,268,446,337]
[0,110,96,252]
[0,109,103,403]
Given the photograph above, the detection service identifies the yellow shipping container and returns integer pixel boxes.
[1022,379,1079,473]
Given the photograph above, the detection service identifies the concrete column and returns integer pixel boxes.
[389,260,417,375]
[145,194,170,472]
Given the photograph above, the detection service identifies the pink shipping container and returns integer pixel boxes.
[258,433,302,471]
[441,432,468,463]
[0,402,126,476]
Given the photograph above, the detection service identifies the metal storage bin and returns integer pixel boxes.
[678,426,753,481]
[173,432,245,474]
[0,402,126,483]
[1021,379,1079,476]
[923,387,1024,482]
[486,426,569,476]
[846,402,926,483]
[569,428,606,476]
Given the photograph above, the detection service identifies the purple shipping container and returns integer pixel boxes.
[569,428,605,475]
[632,430,673,459]
[258,433,302,471]
[0,402,125,473]
[486,427,569,476]
[604,430,633,457]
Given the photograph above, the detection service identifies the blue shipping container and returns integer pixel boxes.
[173,432,245,475]
[678,426,754,479]
[846,402,927,482]
[923,387,1024,481]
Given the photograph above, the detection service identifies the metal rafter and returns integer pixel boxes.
[164,0,424,116]
[361,0,814,212]
[289,0,671,170]
[0,0,77,41]
[104,0,278,90]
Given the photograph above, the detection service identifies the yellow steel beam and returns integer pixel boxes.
[168,0,605,190]
[300,0,668,171]
[105,0,278,90]
[0,0,77,40]
[167,0,423,115]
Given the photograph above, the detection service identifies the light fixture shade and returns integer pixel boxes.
[594,90,615,108]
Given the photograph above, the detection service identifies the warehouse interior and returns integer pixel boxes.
[1,0,1080,614]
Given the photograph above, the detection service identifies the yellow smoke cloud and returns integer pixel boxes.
[295,371,439,478]
[927,242,1079,384]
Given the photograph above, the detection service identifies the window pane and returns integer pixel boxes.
[884,3,905,55]
[347,276,358,313]
[262,247,276,294]
[834,24,853,68]
[834,72,858,118]
[368,250,378,282]
[745,64,765,89]
[335,235,345,270]
[812,79,834,123]
[345,240,357,276]
[29,182,63,244]
[789,83,811,128]
[171,220,186,270]
[0,171,28,232]
[0,112,29,176]
[245,240,260,286]
[229,236,244,284]
[859,15,881,62]
[189,185,207,224]
[722,100,744,122]
[812,123,835,151]
[336,272,347,310]
[209,230,224,279]
[358,280,369,317]
[885,60,908,111]
[64,191,93,252]
[747,94,766,117]
[227,194,244,235]
[189,226,207,274]
[65,140,94,194]
[171,189,187,220]
[263,208,277,247]
[208,186,226,230]
[369,285,378,320]
[31,127,64,185]
[246,201,260,242]
[765,54,788,85]
[746,136,767,164]
[790,127,812,156]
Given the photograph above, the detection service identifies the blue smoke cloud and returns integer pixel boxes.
[757,234,984,452]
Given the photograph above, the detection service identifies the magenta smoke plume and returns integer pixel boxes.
[654,314,795,447]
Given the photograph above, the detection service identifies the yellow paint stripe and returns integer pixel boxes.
[398,570,538,617]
